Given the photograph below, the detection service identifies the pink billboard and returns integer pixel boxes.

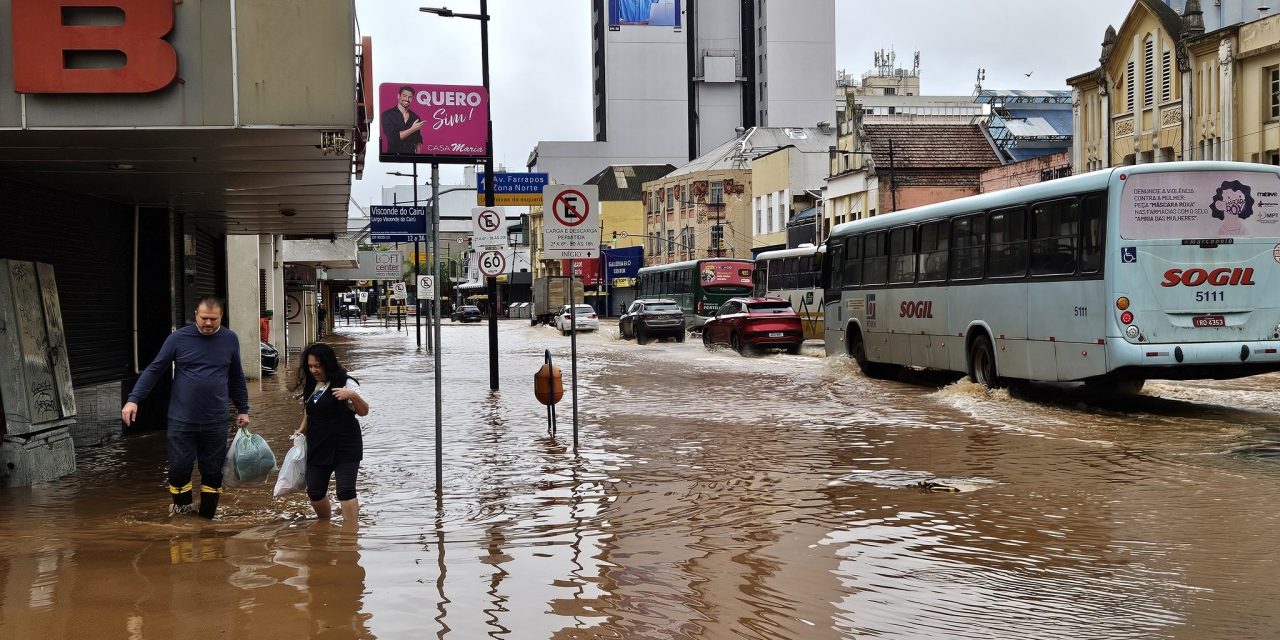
[379,83,489,163]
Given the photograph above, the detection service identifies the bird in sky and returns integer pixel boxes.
[1025,71,1034,77]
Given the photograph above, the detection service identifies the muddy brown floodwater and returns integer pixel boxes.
[3,319,1280,639]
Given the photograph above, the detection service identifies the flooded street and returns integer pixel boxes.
[4,319,1280,639]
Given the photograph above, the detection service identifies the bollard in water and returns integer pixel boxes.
[534,349,564,435]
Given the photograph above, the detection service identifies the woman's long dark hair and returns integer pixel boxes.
[294,342,355,399]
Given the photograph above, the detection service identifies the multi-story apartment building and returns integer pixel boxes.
[529,0,837,185]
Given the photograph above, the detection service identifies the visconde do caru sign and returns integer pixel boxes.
[379,82,489,164]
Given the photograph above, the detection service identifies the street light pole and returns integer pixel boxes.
[426,4,495,386]
[479,0,499,391]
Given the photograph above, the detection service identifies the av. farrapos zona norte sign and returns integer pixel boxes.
[541,185,600,260]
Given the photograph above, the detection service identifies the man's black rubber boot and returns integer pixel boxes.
[198,491,220,519]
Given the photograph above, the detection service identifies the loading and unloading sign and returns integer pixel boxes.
[542,185,600,259]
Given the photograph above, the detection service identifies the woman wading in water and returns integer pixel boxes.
[294,343,369,523]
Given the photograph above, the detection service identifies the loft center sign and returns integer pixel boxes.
[541,185,600,259]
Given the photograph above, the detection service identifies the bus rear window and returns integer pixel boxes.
[1120,170,1280,239]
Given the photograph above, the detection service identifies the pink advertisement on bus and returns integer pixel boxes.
[1120,170,1280,239]
[700,261,753,287]
[379,83,489,163]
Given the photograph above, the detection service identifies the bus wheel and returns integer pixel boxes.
[968,334,1003,388]
[849,329,885,377]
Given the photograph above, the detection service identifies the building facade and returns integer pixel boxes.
[530,0,836,186]
[0,0,365,481]
[1067,0,1280,172]
[750,145,829,253]
[641,127,833,265]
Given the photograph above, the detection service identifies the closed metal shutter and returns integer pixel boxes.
[0,181,133,387]
[180,223,226,323]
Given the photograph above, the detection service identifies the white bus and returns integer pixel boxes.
[823,161,1280,391]
[754,245,825,340]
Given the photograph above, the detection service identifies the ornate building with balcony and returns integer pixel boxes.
[1068,0,1280,171]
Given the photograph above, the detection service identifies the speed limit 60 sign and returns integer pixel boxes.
[478,250,506,277]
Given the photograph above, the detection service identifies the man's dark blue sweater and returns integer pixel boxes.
[128,325,250,423]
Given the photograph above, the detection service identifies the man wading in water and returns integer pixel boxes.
[122,297,250,519]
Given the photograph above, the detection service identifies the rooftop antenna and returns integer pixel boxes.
[975,67,986,94]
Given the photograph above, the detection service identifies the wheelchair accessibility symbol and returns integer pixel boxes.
[1121,247,1138,264]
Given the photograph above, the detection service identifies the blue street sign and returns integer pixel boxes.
[476,172,550,193]
[370,206,430,242]
[604,246,643,279]
[475,172,550,205]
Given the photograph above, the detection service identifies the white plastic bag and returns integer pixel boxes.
[273,434,308,497]
[223,426,276,487]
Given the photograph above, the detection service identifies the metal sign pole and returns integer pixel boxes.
[414,163,422,349]
[432,163,444,494]
[570,260,579,449]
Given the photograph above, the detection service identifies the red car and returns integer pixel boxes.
[701,297,804,355]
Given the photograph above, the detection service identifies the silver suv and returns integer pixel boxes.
[619,298,686,344]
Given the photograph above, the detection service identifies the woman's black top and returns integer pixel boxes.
[304,381,362,466]
[381,106,423,155]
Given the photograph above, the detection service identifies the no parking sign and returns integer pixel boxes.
[541,185,599,259]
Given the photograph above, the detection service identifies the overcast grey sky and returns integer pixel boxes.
[351,0,1133,213]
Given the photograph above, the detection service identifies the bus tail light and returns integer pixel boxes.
[695,301,703,314]
[1116,297,1130,311]
[1126,325,1140,339]
[1120,311,1134,325]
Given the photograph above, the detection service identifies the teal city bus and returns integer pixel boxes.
[823,161,1280,391]
[637,258,755,329]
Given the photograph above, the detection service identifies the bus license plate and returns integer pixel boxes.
[768,332,784,338]
[1192,315,1226,328]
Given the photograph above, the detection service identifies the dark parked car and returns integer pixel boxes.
[619,298,686,344]
[701,297,803,356]
[450,305,483,323]
[261,341,280,375]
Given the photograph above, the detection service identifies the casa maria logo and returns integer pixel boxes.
[1210,180,1255,236]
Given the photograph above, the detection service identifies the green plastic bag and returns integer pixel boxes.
[223,426,277,487]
